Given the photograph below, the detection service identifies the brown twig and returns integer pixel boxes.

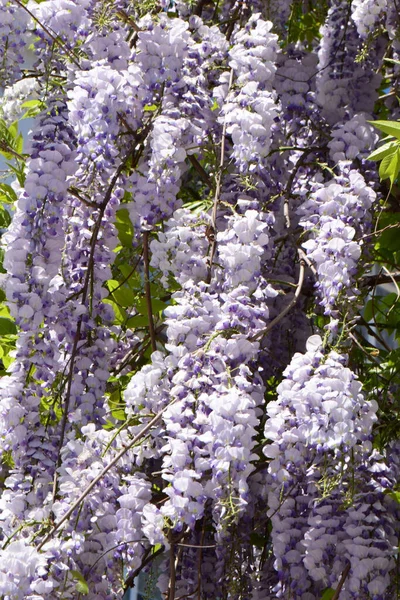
[187,154,212,187]
[51,160,127,503]
[331,563,351,600]
[39,401,173,550]
[168,533,177,600]
[143,231,157,352]
[11,0,81,67]
[206,68,234,284]
[251,255,305,342]
[361,271,400,288]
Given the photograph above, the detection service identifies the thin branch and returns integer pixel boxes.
[206,68,234,284]
[187,154,212,187]
[123,544,165,592]
[348,331,381,365]
[251,256,305,342]
[297,246,318,277]
[358,315,392,353]
[361,271,400,288]
[38,401,173,550]
[143,231,157,352]
[11,0,81,67]
[52,161,127,503]
[177,543,216,549]
[331,563,351,600]
[283,148,318,229]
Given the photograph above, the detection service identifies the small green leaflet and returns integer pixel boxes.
[20,99,45,120]
[367,120,400,186]
[379,147,400,186]
[367,140,397,162]
[320,588,335,600]
[70,570,89,595]
[368,120,400,139]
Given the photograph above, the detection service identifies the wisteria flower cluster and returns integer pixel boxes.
[0,1,399,599]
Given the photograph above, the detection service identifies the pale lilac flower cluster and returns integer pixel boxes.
[263,0,294,33]
[123,208,276,553]
[328,113,379,165]
[316,0,381,124]
[299,171,376,314]
[67,65,127,180]
[351,0,389,37]
[0,77,39,125]
[0,0,30,86]
[51,425,153,594]
[150,208,209,287]
[264,335,394,598]
[219,15,279,172]
[276,51,318,116]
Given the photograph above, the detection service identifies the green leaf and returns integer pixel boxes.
[364,299,374,323]
[70,570,89,595]
[108,390,126,421]
[2,353,14,369]
[386,490,400,503]
[7,121,18,139]
[115,209,133,247]
[367,140,398,162]
[0,183,17,204]
[379,148,400,185]
[126,314,149,328]
[320,589,335,600]
[0,318,17,335]
[135,297,166,315]
[102,298,126,324]
[143,104,158,112]
[384,58,400,66]
[106,280,135,307]
[0,205,11,228]
[15,133,24,155]
[369,120,400,139]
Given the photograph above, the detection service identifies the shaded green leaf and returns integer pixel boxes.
[108,390,126,421]
[0,205,11,228]
[126,315,149,328]
[0,183,17,204]
[379,148,400,185]
[0,318,17,335]
[320,589,335,600]
[103,298,126,324]
[115,208,133,247]
[7,121,18,139]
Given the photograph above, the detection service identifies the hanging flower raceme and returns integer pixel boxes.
[264,335,396,599]
[218,14,280,173]
[316,0,381,124]
[0,0,31,86]
[298,171,376,315]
